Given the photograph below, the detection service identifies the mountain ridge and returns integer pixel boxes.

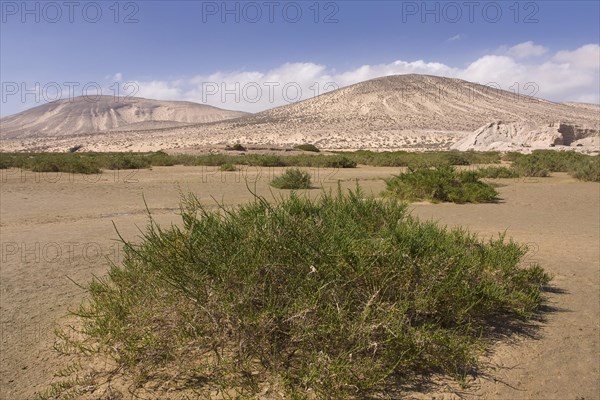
[1,75,598,152]
[0,95,249,139]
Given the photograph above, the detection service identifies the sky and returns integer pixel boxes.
[1,0,599,116]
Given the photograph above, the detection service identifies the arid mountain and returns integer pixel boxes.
[1,75,598,152]
[0,96,248,139]
[231,75,598,131]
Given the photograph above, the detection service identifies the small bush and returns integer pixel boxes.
[0,157,11,169]
[294,143,320,152]
[384,166,498,203]
[344,150,501,167]
[28,154,101,174]
[569,156,600,182]
[509,150,592,178]
[146,151,178,166]
[444,150,471,166]
[103,154,151,170]
[219,163,237,172]
[323,155,357,168]
[270,168,312,189]
[511,155,550,177]
[246,154,286,167]
[60,188,549,398]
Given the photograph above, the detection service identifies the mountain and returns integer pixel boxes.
[187,74,598,149]
[0,96,248,139]
[144,74,597,151]
[1,75,598,152]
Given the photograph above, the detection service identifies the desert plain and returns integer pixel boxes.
[0,164,598,399]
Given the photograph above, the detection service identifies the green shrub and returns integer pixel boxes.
[246,154,286,167]
[344,150,501,167]
[509,150,591,178]
[0,156,11,169]
[27,154,101,174]
[384,166,498,203]
[0,151,503,173]
[444,150,471,166]
[511,155,550,177]
[502,152,522,162]
[62,188,549,398]
[270,168,312,189]
[569,156,600,182]
[322,155,357,168]
[219,163,236,172]
[294,143,320,152]
[146,151,178,166]
[103,154,151,170]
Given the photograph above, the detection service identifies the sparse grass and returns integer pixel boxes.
[510,154,551,177]
[270,168,312,189]
[505,150,585,172]
[219,162,237,172]
[476,166,520,179]
[0,150,501,173]
[102,154,152,170]
[384,166,498,203]
[507,150,599,180]
[145,150,179,166]
[57,187,549,398]
[322,155,357,168]
[27,154,101,174]
[2,150,595,183]
[294,143,320,152]
[343,150,501,167]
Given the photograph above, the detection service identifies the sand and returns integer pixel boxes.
[0,166,598,399]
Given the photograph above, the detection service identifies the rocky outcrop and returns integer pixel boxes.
[451,121,599,152]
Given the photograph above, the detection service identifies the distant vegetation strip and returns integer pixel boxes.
[0,150,597,182]
[0,150,497,173]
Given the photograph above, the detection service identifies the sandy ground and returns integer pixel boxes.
[0,166,598,399]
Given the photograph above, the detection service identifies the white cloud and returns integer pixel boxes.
[133,80,183,100]
[447,34,463,42]
[506,41,548,58]
[123,43,600,111]
[113,72,123,82]
[553,44,600,69]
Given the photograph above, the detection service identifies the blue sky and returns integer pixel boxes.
[1,1,599,116]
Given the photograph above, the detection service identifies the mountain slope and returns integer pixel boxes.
[0,96,248,139]
[218,74,598,131]
[1,75,598,152]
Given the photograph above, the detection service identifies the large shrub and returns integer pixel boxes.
[270,168,312,189]
[384,166,498,203]
[54,189,549,399]
[569,156,600,182]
